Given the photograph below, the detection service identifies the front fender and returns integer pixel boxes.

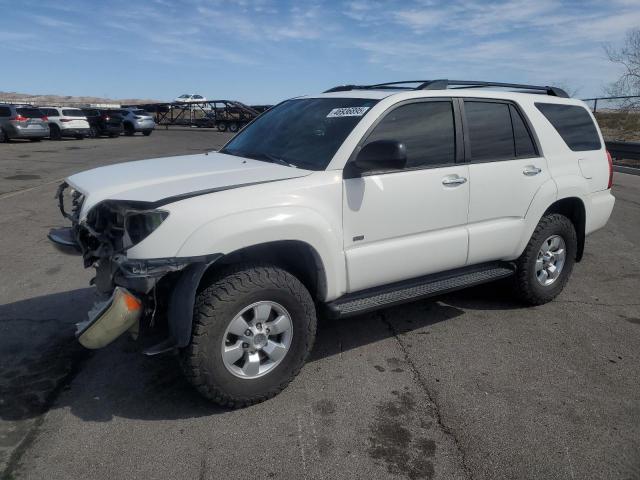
[176,206,346,301]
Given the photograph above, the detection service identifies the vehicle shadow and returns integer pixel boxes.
[0,283,523,423]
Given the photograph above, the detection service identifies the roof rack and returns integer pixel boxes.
[324,79,569,98]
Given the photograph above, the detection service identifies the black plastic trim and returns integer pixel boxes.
[326,262,515,318]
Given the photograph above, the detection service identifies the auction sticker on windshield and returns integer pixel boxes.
[326,107,370,118]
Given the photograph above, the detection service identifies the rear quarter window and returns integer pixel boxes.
[535,103,601,151]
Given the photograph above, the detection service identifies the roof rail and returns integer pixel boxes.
[323,79,569,98]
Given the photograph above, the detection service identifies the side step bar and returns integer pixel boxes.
[326,262,515,318]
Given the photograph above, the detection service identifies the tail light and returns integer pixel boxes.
[606,150,613,189]
[41,116,48,121]
[13,115,28,122]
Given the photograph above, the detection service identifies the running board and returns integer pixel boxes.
[326,262,515,318]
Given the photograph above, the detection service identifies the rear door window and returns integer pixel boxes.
[509,105,537,157]
[365,100,456,168]
[535,103,601,151]
[464,101,514,161]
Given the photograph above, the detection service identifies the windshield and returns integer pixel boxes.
[220,98,378,170]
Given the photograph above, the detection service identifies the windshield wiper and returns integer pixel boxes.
[222,149,297,168]
[260,153,297,168]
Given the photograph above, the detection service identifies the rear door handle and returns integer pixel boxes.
[442,175,467,186]
[523,166,542,176]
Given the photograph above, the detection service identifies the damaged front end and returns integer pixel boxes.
[49,182,219,353]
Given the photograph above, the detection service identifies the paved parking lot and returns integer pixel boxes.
[1,130,639,480]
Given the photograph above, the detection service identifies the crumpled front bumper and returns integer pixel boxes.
[76,287,143,349]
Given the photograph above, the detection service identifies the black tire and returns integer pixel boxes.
[109,133,119,138]
[124,123,134,136]
[49,124,62,140]
[143,130,152,136]
[217,122,227,132]
[228,122,239,132]
[512,213,577,306]
[29,138,42,142]
[0,129,6,143]
[75,135,84,140]
[89,126,98,138]
[180,264,317,408]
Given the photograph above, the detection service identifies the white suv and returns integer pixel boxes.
[40,107,91,140]
[49,80,615,407]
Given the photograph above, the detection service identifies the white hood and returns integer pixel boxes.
[66,152,311,217]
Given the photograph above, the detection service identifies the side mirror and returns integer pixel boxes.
[352,140,407,174]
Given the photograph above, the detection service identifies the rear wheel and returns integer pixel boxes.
[89,126,98,138]
[49,124,62,140]
[29,138,41,142]
[0,129,6,142]
[512,213,577,305]
[143,130,152,136]
[217,122,227,132]
[75,135,84,140]
[180,264,316,408]
[228,122,239,132]
[124,123,134,136]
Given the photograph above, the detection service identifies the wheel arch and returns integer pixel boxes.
[543,196,586,261]
[201,240,328,302]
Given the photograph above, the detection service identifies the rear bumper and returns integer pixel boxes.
[585,189,615,236]
[101,124,123,134]
[133,121,155,131]
[8,126,49,138]
[61,128,91,137]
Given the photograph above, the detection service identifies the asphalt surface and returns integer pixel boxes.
[1,130,639,480]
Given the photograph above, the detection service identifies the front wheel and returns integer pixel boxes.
[512,213,577,305]
[143,130,152,136]
[180,264,317,408]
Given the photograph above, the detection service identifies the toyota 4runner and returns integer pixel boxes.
[48,80,615,407]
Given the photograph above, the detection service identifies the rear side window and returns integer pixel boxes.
[62,109,85,117]
[16,108,44,118]
[464,101,514,161]
[535,103,601,151]
[0,107,11,117]
[510,105,537,157]
[365,101,456,168]
[42,108,58,117]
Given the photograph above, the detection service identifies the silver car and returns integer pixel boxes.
[120,108,155,136]
[0,104,50,142]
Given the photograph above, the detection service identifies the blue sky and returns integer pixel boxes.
[2,0,639,104]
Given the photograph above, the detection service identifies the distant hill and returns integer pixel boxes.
[0,91,161,106]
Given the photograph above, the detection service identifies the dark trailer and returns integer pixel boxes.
[131,100,262,132]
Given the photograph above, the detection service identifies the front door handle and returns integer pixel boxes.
[442,175,467,186]
[523,166,542,176]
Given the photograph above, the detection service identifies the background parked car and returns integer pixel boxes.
[119,108,155,136]
[81,108,124,138]
[39,107,91,140]
[0,104,50,143]
[174,94,207,103]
